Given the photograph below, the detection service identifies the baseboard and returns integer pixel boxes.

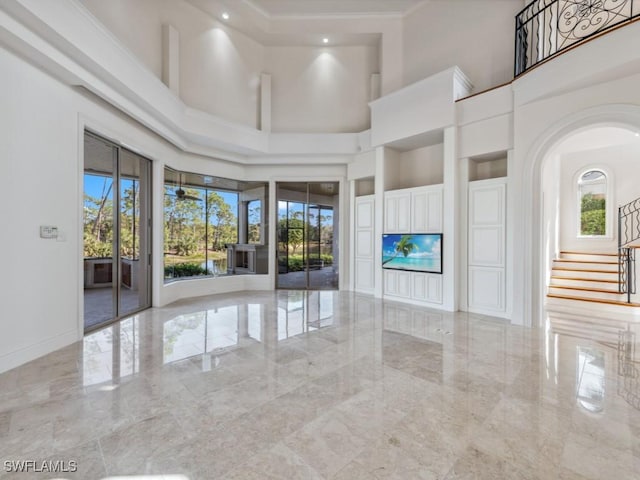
[0,329,78,374]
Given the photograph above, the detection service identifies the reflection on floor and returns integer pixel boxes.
[277,266,338,289]
[83,287,142,330]
[2,292,640,479]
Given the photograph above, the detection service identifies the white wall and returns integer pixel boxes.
[80,0,379,134]
[396,144,445,189]
[80,0,265,128]
[558,142,640,252]
[265,46,378,133]
[0,44,350,373]
[403,0,520,94]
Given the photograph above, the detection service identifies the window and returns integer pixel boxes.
[247,199,262,244]
[578,169,607,237]
[163,168,269,281]
[164,168,239,280]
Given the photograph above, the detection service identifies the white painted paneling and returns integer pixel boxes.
[356,231,373,257]
[355,260,374,290]
[470,184,505,225]
[468,178,506,314]
[411,190,428,232]
[356,200,373,229]
[469,227,504,266]
[411,187,442,233]
[355,195,375,294]
[426,275,443,304]
[412,272,427,301]
[397,271,411,298]
[384,269,413,298]
[384,269,398,295]
[469,267,504,312]
[384,190,411,233]
[426,188,443,232]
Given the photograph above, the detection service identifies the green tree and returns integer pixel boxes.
[580,193,606,235]
[278,217,305,254]
[382,235,417,265]
[206,191,237,250]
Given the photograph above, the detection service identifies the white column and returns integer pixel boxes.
[374,147,385,298]
[458,157,470,312]
[161,25,179,96]
[260,73,272,133]
[442,126,458,311]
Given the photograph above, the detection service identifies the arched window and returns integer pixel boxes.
[578,169,607,236]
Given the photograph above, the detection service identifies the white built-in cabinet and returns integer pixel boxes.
[354,195,375,294]
[383,184,443,305]
[385,184,443,234]
[384,190,411,233]
[468,178,506,314]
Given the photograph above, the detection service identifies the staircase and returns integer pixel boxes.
[547,251,640,308]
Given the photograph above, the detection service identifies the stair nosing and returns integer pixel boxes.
[554,259,618,265]
[560,251,618,256]
[548,285,622,294]
[547,293,640,307]
[549,276,619,284]
[552,267,618,274]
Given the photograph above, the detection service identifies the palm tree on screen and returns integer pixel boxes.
[382,235,416,265]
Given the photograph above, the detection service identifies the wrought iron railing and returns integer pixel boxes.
[515,0,640,76]
[619,197,640,302]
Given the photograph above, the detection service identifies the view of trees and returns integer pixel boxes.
[83,175,140,259]
[277,202,334,272]
[164,184,238,279]
[580,192,606,236]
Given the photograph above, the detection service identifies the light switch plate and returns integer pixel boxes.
[40,225,58,239]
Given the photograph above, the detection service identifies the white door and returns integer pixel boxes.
[468,178,506,313]
[355,195,375,293]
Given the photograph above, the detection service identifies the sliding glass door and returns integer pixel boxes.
[83,132,152,332]
[276,182,339,290]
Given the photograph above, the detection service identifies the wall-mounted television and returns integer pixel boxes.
[382,233,442,274]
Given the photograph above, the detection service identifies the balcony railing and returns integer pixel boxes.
[515,0,640,76]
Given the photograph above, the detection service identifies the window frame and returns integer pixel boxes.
[575,167,614,239]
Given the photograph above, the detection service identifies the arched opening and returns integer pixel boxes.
[537,124,640,317]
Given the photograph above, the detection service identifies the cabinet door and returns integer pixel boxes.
[384,195,398,232]
[384,270,398,295]
[412,272,428,301]
[385,191,411,233]
[411,187,442,233]
[396,193,411,232]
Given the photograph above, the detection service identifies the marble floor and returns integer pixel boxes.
[1,291,640,479]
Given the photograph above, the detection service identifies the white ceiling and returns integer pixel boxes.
[185,0,395,46]
[245,0,428,17]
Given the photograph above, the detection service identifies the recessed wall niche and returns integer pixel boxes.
[384,143,444,191]
[468,153,508,181]
[355,177,375,196]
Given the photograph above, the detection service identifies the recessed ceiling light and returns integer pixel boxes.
[635,132,640,137]
[222,12,230,20]
[323,38,329,44]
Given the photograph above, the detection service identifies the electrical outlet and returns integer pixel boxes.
[40,225,58,239]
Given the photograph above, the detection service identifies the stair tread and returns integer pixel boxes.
[554,259,618,264]
[549,285,622,294]
[552,267,618,274]
[560,251,618,256]
[549,276,619,284]
[547,293,640,307]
